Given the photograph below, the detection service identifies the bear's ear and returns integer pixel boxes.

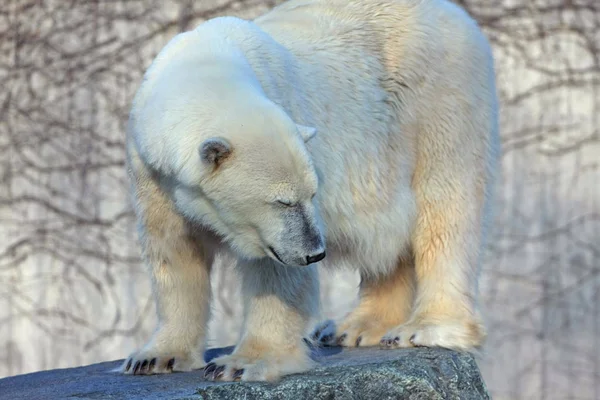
[199,137,232,168]
[297,124,317,143]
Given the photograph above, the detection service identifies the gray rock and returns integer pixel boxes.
[0,346,489,400]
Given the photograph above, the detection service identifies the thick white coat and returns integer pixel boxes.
[123,0,499,382]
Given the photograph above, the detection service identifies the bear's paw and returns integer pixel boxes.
[203,345,312,382]
[120,348,205,375]
[379,317,486,351]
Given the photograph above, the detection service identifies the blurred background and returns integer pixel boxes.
[1,0,598,399]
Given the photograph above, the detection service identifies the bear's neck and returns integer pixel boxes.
[196,17,311,123]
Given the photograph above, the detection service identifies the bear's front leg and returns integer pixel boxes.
[120,167,213,375]
[204,259,319,382]
[120,229,213,375]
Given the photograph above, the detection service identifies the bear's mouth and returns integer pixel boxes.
[268,246,286,265]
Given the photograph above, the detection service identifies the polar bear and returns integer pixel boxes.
[121,0,499,382]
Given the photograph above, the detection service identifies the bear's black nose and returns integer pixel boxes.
[306,251,326,265]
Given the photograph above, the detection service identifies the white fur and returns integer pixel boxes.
[122,0,499,381]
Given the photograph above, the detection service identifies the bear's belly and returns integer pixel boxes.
[319,182,416,275]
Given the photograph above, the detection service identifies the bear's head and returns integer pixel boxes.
[130,30,327,267]
[173,95,326,267]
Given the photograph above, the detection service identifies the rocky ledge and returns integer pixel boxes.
[0,346,489,399]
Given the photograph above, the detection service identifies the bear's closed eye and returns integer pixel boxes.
[277,199,295,207]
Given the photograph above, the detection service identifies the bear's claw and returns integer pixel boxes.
[379,336,400,348]
[213,366,225,380]
[121,352,192,375]
[336,333,347,345]
[125,357,171,375]
[203,362,234,381]
[203,362,216,379]
[233,369,244,381]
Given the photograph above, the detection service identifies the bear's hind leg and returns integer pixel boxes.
[380,200,487,351]
[380,91,492,351]
[315,258,415,348]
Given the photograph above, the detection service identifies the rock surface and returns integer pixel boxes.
[0,346,489,400]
